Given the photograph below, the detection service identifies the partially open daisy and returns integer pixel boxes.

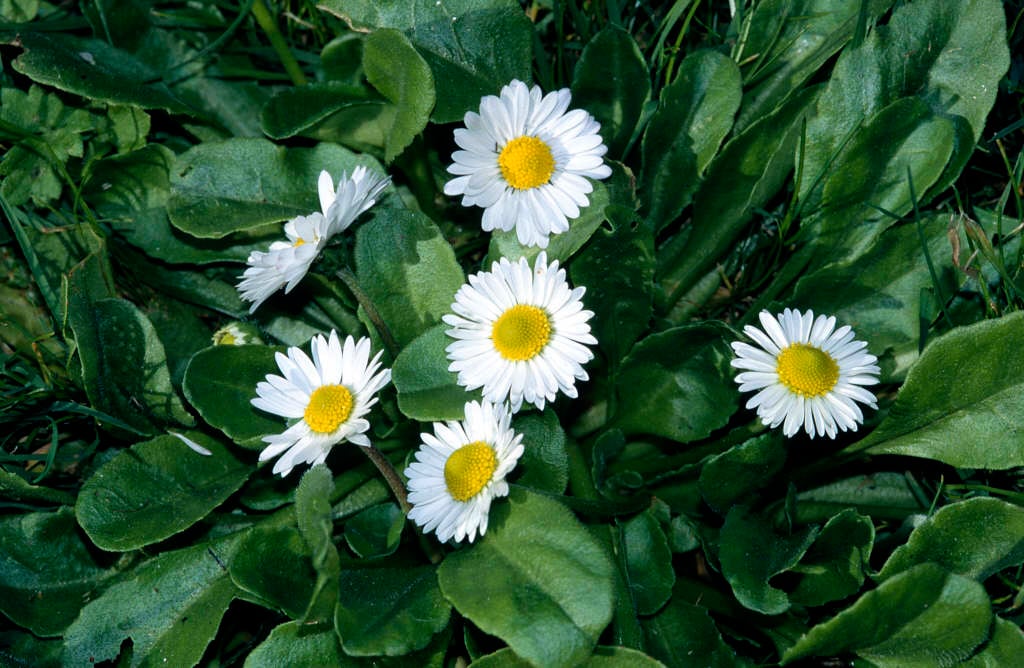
[731,309,881,439]
[405,400,524,544]
[317,166,391,237]
[444,252,597,413]
[444,79,612,248]
[237,213,327,313]
[252,330,391,477]
[237,167,389,313]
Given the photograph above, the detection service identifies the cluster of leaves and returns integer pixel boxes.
[1,0,1023,666]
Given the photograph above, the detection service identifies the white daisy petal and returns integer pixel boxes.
[445,252,597,413]
[251,331,391,477]
[731,309,881,439]
[404,400,524,544]
[444,79,611,248]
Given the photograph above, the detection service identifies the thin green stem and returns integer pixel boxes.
[336,267,399,358]
[250,0,308,86]
[361,445,445,564]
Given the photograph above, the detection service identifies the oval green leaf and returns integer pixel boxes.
[438,488,614,668]
[75,433,251,551]
[860,311,1024,468]
[183,344,283,449]
[392,324,476,421]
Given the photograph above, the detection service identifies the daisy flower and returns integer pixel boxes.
[237,167,389,313]
[252,331,391,477]
[731,309,881,439]
[444,251,597,413]
[237,213,327,313]
[317,166,391,237]
[405,400,525,544]
[444,79,612,248]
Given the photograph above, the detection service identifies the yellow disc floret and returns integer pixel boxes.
[304,384,354,434]
[492,304,552,361]
[444,441,498,502]
[776,344,840,398]
[498,136,556,190]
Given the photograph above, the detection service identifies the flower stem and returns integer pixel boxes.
[250,0,307,86]
[336,267,399,358]
[361,444,444,564]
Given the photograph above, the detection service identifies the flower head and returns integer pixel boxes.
[212,322,263,346]
[237,213,327,313]
[317,166,391,237]
[731,309,880,439]
[444,251,597,413]
[444,79,611,248]
[405,400,524,543]
[238,167,389,313]
[252,331,391,476]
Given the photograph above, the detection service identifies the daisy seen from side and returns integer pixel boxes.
[405,400,525,544]
[237,212,327,313]
[730,308,881,439]
[444,251,597,413]
[444,79,612,248]
[237,167,389,313]
[317,166,391,237]
[252,330,391,477]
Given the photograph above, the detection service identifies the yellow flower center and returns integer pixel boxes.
[304,384,354,434]
[498,136,556,190]
[213,331,237,345]
[444,441,498,502]
[491,304,552,361]
[293,238,307,247]
[776,344,840,398]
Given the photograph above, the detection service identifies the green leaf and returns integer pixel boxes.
[343,502,405,558]
[614,322,738,443]
[76,433,251,551]
[63,534,243,667]
[183,344,283,449]
[571,222,655,364]
[641,49,741,231]
[363,28,435,162]
[335,566,451,656]
[513,408,569,495]
[781,563,993,667]
[1,0,38,22]
[789,509,874,607]
[735,0,895,131]
[878,497,1024,582]
[798,0,1008,222]
[229,525,316,619]
[245,621,344,667]
[11,32,190,112]
[859,311,1024,468]
[961,618,1024,668]
[296,465,341,624]
[794,472,926,524]
[699,432,787,514]
[661,86,816,298]
[802,97,956,266]
[0,467,74,505]
[261,82,384,141]
[641,598,738,668]
[621,510,674,615]
[0,508,113,637]
[438,488,615,668]
[168,138,380,238]
[354,207,464,348]
[318,0,532,123]
[66,268,194,434]
[392,324,477,421]
[571,26,650,157]
[718,506,818,615]
[472,646,667,667]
